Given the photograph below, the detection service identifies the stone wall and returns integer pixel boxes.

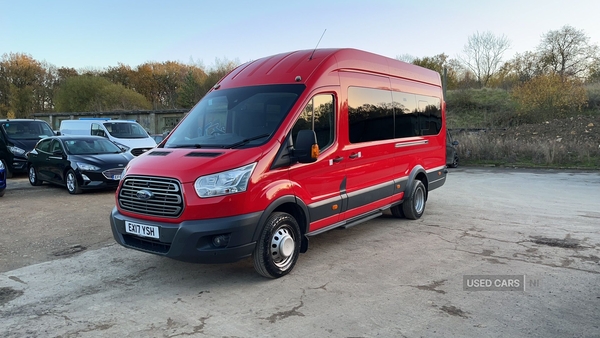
[33,110,188,134]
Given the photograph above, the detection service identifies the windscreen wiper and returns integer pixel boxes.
[224,134,270,149]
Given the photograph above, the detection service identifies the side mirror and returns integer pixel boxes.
[294,130,319,163]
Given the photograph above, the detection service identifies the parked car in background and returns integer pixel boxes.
[27,135,133,194]
[0,119,55,178]
[446,131,459,168]
[59,119,157,157]
[0,160,6,197]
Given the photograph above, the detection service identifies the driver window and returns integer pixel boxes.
[291,94,335,150]
[50,140,63,153]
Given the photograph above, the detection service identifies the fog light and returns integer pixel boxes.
[212,235,230,248]
[81,174,91,181]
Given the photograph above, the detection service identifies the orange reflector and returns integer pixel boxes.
[311,144,319,158]
[332,204,338,210]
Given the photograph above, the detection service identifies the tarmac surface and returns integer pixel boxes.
[1,168,599,337]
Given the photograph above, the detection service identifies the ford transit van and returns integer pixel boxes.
[110,48,448,278]
[60,119,157,156]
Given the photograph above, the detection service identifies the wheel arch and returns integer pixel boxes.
[406,165,429,200]
[252,195,309,242]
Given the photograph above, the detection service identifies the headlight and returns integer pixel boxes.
[114,142,130,152]
[0,161,4,170]
[76,162,100,171]
[8,146,26,156]
[194,163,256,198]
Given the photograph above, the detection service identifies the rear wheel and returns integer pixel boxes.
[28,165,42,186]
[66,169,82,194]
[253,212,301,278]
[402,180,427,220]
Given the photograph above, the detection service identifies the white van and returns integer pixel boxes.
[59,119,157,156]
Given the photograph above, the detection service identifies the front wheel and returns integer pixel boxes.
[253,212,301,278]
[1,160,12,179]
[65,169,82,194]
[28,165,42,186]
[402,180,427,220]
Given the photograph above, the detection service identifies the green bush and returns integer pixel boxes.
[446,88,516,128]
[511,75,588,124]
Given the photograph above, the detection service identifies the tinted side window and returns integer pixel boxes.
[417,95,442,136]
[392,92,418,138]
[348,87,394,143]
[292,94,335,150]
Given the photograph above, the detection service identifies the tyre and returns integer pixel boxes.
[0,190,4,197]
[1,159,12,179]
[449,152,459,168]
[28,165,42,186]
[402,180,427,220]
[253,212,301,278]
[65,169,82,194]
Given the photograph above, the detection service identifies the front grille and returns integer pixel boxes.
[123,234,170,254]
[131,147,153,156]
[119,176,183,217]
[102,168,124,180]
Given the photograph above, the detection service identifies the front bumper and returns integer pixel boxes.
[110,207,262,264]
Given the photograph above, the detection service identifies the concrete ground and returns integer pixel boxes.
[1,168,599,337]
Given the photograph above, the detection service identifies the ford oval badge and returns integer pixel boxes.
[136,190,153,200]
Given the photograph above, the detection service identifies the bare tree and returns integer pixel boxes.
[537,25,599,79]
[459,31,511,87]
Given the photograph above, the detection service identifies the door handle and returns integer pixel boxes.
[332,156,344,163]
[349,152,362,159]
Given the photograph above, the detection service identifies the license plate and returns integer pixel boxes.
[112,174,121,180]
[125,221,159,239]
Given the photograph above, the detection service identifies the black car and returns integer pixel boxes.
[27,135,133,194]
[0,119,56,177]
[0,159,6,197]
[446,131,459,168]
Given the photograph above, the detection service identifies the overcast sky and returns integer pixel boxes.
[2,0,599,70]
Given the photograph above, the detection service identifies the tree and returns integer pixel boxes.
[537,25,599,79]
[459,31,511,88]
[411,53,460,90]
[55,75,151,112]
[0,53,46,118]
[511,74,587,123]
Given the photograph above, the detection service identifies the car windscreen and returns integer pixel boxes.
[103,122,149,139]
[1,121,55,140]
[164,84,304,149]
[64,138,123,155]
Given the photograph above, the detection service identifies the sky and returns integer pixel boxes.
[2,0,600,71]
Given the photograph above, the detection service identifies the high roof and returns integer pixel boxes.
[216,48,441,89]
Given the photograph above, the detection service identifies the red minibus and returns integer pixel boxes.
[110,48,447,278]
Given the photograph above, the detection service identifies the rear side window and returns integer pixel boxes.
[292,94,335,150]
[348,87,442,143]
[348,87,394,143]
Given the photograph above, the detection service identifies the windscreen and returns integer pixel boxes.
[103,122,149,139]
[164,84,304,149]
[1,121,55,140]
[64,138,123,155]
